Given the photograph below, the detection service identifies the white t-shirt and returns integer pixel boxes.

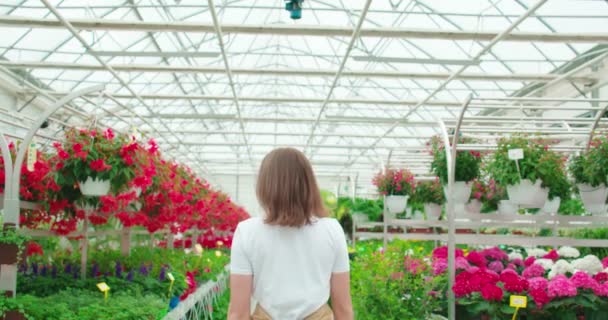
[230,216,350,320]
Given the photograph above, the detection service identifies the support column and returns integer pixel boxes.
[120,227,131,256]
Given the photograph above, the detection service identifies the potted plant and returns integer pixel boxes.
[0,227,30,265]
[486,136,568,209]
[429,136,482,204]
[372,168,415,215]
[412,179,444,220]
[51,128,138,199]
[570,135,608,215]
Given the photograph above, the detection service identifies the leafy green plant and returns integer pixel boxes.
[485,135,570,200]
[412,179,445,205]
[570,135,608,187]
[430,136,482,184]
[351,240,446,319]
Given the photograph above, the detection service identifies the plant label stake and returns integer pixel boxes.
[97,282,110,301]
[26,142,37,172]
[508,148,524,179]
[167,272,175,297]
[509,295,527,320]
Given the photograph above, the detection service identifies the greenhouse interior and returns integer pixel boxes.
[0,1,608,319]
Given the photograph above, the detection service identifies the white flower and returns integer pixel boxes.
[557,246,580,259]
[534,258,555,270]
[405,249,414,256]
[571,255,604,275]
[527,248,548,258]
[174,232,183,240]
[508,252,524,261]
[548,259,573,279]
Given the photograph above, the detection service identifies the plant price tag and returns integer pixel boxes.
[508,148,524,161]
[97,282,110,292]
[509,295,527,308]
[26,143,37,172]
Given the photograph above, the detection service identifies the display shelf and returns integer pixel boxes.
[384,214,608,229]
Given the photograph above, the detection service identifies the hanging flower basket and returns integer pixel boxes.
[466,199,482,215]
[424,203,442,220]
[385,195,409,214]
[541,196,561,214]
[577,183,608,216]
[79,176,111,197]
[443,181,472,204]
[506,179,547,208]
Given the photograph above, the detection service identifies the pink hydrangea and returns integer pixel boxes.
[466,251,487,267]
[522,264,546,279]
[481,284,503,302]
[603,257,608,269]
[594,272,608,284]
[547,275,578,298]
[529,289,551,309]
[455,256,471,271]
[570,271,597,290]
[469,269,500,292]
[432,258,448,275]
[453,271,473,297]
[524,256,536,267]
[512,258,524,267]
[488,261,505,273]
[528,277,549,291]
[542,249,560,261]
[593,283,608,297]
[506,263,517,270]
[432,246,464,261]
[482,247,509,261]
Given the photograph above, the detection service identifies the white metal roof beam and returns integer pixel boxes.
[206,0,254,170]
[0,61,596,83]
[1,15,607,43]
[304,0,373,155]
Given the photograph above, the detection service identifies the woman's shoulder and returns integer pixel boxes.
[236,216,264,231]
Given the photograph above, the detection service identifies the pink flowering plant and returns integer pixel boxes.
[431,245,608,319]
[412,178,445,205]
[351,240,447,319]
[372,168,415,196]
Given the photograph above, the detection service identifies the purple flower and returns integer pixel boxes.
[51,265,57,278]
[159,266,166,281]
[41,265,47,277]
[65,263,72,274]
[72,270,78,279]
[91,263,99,276]
[126,270,134,282]
[31,263,38,275]
[139,264,148,276]
[115,261,123,278]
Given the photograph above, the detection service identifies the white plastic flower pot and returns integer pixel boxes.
[466,199,482,215]
[443,181,472,204]
[498,200,518,215]
[384,195,409,214]
[506,179,547,208]
[578,183,608,216]
[424,203,442,220]
[79,176,111,197]
[541,197,561,215]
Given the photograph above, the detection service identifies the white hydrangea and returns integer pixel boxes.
[571,255,604,275]
[548,259,573,279]
[534,258,555,270]
[557,246,580,259]
[527,248,548,258]
[508,252,524,261]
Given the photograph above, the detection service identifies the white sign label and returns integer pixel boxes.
[27,143,37,172]
[508,148,524,160]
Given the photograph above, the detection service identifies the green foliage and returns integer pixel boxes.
[1,289,166,320]
[338,197,384,222]
[412,179,445,205]
[430,136,481,184]
[351,240,446,319]
[558,198,585,215]
[570,135,608,187]
[486,135,570,200]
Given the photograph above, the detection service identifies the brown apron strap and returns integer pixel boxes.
[251,304,334,320]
